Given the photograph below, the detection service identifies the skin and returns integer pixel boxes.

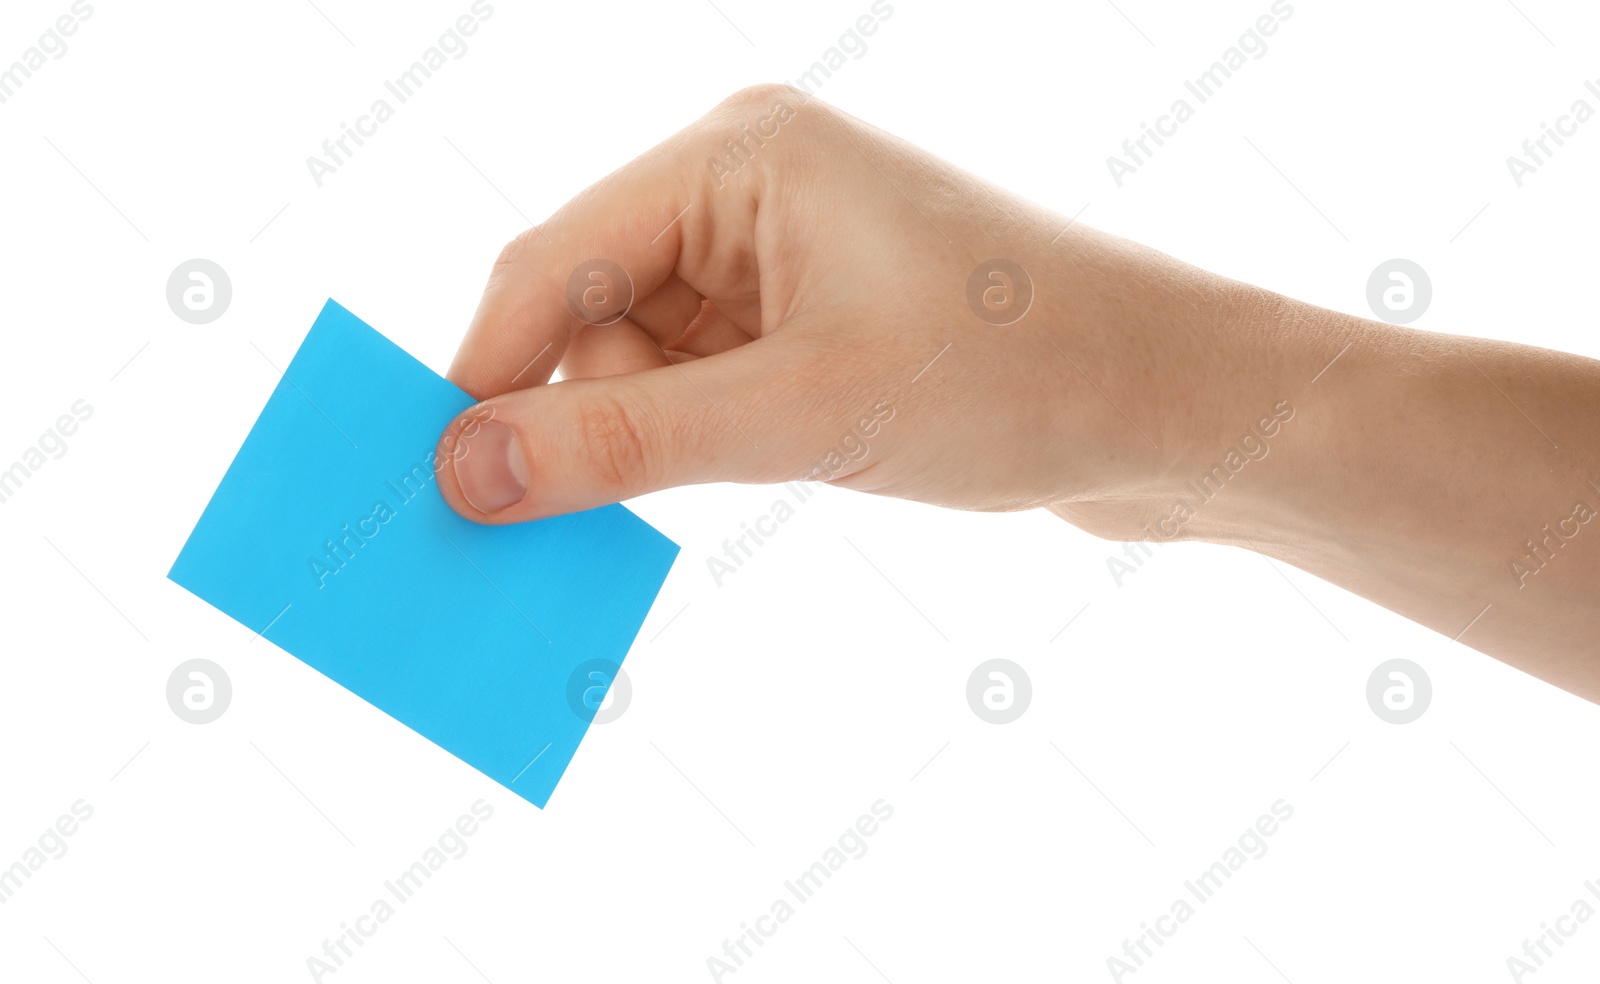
[434,85,1600,703]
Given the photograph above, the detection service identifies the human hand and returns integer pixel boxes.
[432,84,1251,528]
[435,86,1600,701]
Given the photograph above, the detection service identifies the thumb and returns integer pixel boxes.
[434,334,851,523]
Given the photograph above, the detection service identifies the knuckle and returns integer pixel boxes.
[707,84,816,141]
[493,228,539,273]
[571,394,654,494]
[716,82,797,115]
[695,84,818,187]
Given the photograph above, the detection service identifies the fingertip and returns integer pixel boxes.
[436,404,529,525]
[456,418,528,515]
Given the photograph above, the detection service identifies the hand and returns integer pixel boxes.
[436,85,1600,703]
[432,84,1239,526]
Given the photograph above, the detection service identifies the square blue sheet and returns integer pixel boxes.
[169,300,678,808]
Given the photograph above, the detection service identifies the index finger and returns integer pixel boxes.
[445,86,794,400]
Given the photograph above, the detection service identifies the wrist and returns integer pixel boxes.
[1043,231,1335,546]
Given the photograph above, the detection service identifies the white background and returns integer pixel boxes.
[2,0,1599,981]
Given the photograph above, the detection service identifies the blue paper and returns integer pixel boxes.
[169,300,678,808]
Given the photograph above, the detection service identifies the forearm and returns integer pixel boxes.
[1137,269,1600,700]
